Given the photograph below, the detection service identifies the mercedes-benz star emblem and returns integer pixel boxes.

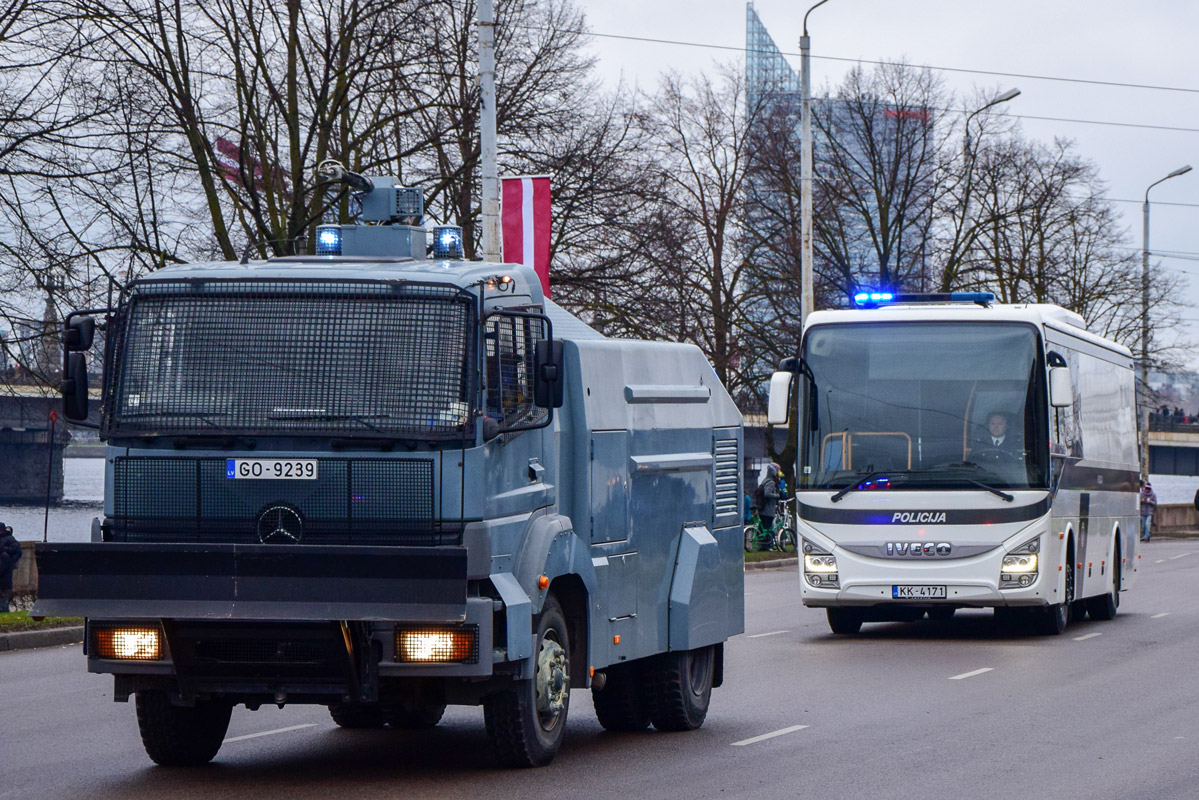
[257,505,303,544]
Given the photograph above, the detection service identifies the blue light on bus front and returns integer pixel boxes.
[853,291,894,306]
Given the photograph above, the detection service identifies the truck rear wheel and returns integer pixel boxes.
[646,644,716,732]
[483,595,570,767]
[328,703,385,729]
[592,661,651,732]
[135,691,232,766]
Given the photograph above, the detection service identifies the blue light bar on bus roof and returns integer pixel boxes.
[852,291,995,308]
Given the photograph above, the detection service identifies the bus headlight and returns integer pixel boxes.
[1000,551,1038,588]
[804,554,838,587]
[1001,553,1038,573]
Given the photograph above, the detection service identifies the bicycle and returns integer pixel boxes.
[743,498,797,553]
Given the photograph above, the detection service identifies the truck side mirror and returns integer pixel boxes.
[61,352,89,421]
[1049,366,1072,408]
[63,316,95,352]
[534,339,565,409]
[766,371,792,425]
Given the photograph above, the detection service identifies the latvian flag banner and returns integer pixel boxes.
[501,175,552,298]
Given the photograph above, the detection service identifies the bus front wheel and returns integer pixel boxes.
[826,607,863,634]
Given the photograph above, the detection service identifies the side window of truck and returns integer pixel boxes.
[485,314,546,431]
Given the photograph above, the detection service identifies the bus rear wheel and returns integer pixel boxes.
[826,607,863,634]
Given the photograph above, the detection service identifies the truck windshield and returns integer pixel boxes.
[799,321,1049,491]
[105,279,477,440]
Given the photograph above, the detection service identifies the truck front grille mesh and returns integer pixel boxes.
[103,278,477,441]
[109,456,445,546]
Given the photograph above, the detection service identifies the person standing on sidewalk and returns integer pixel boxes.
[1140,481,1157,543]
[0,523,21,612]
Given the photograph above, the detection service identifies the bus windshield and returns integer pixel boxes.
[799,321,1049,491]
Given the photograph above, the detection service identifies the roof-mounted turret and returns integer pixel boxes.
[313,160,464,261]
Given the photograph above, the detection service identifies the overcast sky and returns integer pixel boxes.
[575,0,1199,368]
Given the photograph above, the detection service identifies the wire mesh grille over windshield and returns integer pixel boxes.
[103,279,477,439]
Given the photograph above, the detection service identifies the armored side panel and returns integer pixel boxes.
[560,338,744,669]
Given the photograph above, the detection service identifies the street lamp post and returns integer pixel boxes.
[799,0,829,326]
[960,88,1020,267]
[1141,165,1193,480]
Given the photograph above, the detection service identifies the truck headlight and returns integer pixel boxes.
[396,625,478,664]
[92,624,163,660]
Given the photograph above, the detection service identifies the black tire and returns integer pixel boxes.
[483,595,570,767]
[744,525,758,553]
[826,607,863,634]
[591,661,651,732]
[135,691,232,767]
[777,527,797,554]
[927,606,955,622]
[1087,545,1121,621]
[384,682,446,729]
[1040,557,1074,636]
[645,644,716,732]
[328,702,385,729]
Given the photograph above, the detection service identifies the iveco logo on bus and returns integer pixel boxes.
[891,512,947,524]
[886,542,953,556]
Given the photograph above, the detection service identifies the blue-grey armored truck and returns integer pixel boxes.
[36,167,744,768]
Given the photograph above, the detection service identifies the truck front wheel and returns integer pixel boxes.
[646,644,716,732]
[135,691,232,766]
[328,703,385,729]
[483,595,571,767]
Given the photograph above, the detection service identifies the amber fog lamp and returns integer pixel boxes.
[92,625,163,661]
[395,625,478,663]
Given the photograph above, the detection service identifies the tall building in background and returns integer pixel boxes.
[746,4,800,115]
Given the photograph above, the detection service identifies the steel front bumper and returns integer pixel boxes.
[34,542,468,621]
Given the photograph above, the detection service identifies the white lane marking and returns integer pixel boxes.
[1152,612,1172,619]
[748,630,790,639]
[731,725,809,746]
[224,724,317,744]
[1156,560,1166,564]
[1073,632,1102,641]
[1170,553,1192,560]
[949,667,993,681]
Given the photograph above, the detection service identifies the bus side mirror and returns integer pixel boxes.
[534,339,564,409]
[61,352,89,421]
[1049,366,1072,408]
[63,316,95,351]
[767,371,792,425]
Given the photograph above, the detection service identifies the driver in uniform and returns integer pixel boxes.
[971,411,1022,459]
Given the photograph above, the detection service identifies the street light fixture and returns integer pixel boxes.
[960,88,1020,271]
[1140,164,1193,479]
[799,0,830,327]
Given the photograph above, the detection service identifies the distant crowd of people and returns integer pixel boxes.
[1152,405,1198,425]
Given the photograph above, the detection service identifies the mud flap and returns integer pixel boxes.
[33,543,467,621]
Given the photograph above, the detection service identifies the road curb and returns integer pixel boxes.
[0,626,84,653]
[745,558,798,572]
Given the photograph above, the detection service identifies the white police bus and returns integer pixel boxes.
[767,293,1139,635]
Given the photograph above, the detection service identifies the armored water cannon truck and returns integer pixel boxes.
[37,167,745,768]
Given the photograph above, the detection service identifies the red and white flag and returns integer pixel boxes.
[501,175,552,298]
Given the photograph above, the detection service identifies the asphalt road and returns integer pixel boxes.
[4,539,1198,800]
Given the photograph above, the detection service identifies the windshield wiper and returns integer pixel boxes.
[933,462,1015,501]
[830,470,907,503]
[961,478,1014,502]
